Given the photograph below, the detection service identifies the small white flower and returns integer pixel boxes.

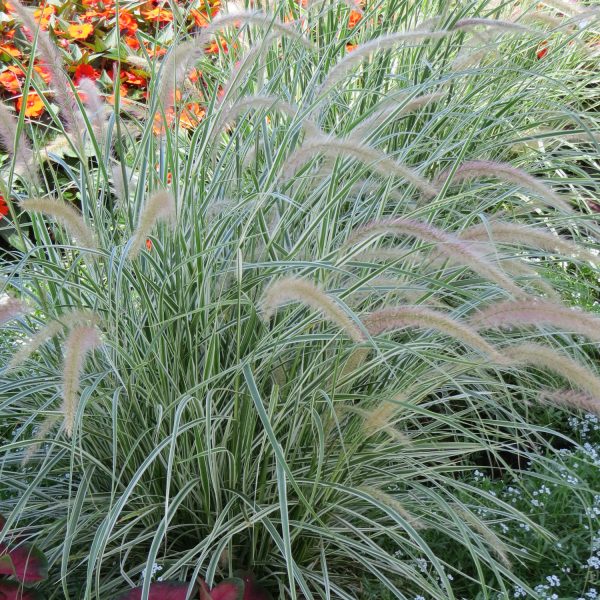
[587,556,600,570]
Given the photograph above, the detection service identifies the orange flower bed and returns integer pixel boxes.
[0,0,221,123]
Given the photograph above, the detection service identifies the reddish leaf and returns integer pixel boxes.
[0,543,48,583]
[0,581,44,600]
[238,573,272,600]
[117,581,195,600]
[209,579,244,600]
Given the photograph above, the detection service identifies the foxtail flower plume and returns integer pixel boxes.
[10,0,81,136]
[0,100,34,177]
[433,160,573,213]
[8,309,100,371]
[260,277,366,343]
[358,485,426,529]
[539,389,600,417]
[20,198,98,251]
[364,306,509,364]
[282,136,440,199]
[460,220,600,266]
[129,190,176,258]
[453,17,533,33]
[505,343,600,399]
[0,294,28,325]
[470,299,600,342]
[345,218,524,297]
[454,505,512,568]
[62,325,101,437]
[350,91,446,141]
[317,29,451,97]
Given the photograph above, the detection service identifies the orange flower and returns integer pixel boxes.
[16,91,45,118]
[107,84,129,106]
[124,35,140,50]
[346,43,357,52]
[179,102,206,129]
[0,43,21,59]
[190,9,210,27]
[0,196,9,220]
[206,38,228,54]
[74,63,100,84]
[0,67,23,93]
[34,4,56,30]
[68,23,94,40]
[141,6,173,23]
[348,9,362,29]
[121,70,147,87]
[118,11,138,32]
[145,238,153,251]
[188,68,202,84]
[34,64,52,84]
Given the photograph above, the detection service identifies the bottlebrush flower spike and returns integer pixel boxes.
[453,18,533,33]
[364,306,509,364]
[470,299,600,343]
[10,0,81,136]
[433,160,572,213]
[0,100,34,178]
[7,309,100,372]
[0,294,28,325]
[540,389,600,417]
[0,582,44,600]
[459,220,600,266]
[62,325,101,437]
[505,343,600,399]
[282,136,439,199]
[128,190,176,258]
[117,581,195,599]
[345,218,524,297]
[260,277,366,343]
[19,198,98,252]
[317,29,451,97]
[0,515,48,583]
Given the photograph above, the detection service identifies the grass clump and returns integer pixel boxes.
[0,0,599,598]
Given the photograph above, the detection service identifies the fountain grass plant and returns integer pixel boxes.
[0,0,599,598]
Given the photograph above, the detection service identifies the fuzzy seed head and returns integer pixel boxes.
[471,299,600,343]
[364,305,509,364]
[506,343,600,399]
[129,190,176,258]
[434,160,573,213]
[260,277,365,343]
[0,294,28,325]
[283,136,439,199]
[20,197,98,251]
[345,218,524,297]
[62,326,100,437]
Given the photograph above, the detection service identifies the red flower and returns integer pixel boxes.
[537,41,548,60]
[0,196,9,219]
[74,63,100,84]
[190,8,210,27]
